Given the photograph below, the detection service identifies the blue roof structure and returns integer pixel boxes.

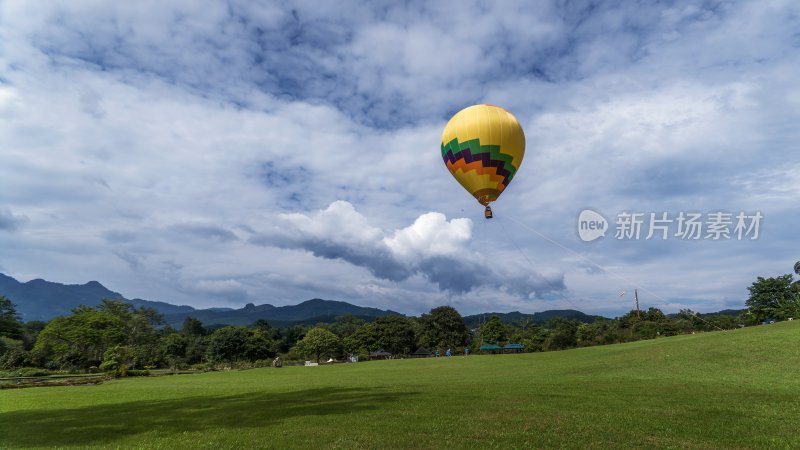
[503,343,526,349]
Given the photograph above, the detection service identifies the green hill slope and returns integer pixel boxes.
[2,322,798,449]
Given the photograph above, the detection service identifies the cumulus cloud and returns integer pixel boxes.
[384,214,472,262]
[253,201,564,296]
[257,201,405,280]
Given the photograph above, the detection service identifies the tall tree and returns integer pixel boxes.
[243,330,277,361]
[746,274,800,320]
[327,314,366,338]
[0,296,22,340]
[342,323,378,355]
[294,327,340,363]
[272,325,306,353]
[544,318,579,350]
[419,306,468,350]
[181,317,206,337]
[97,299,163,368]
[180,317,207,364]
[372,315,417,355]
[160,333,188,371]
[33,309,126,369]
[203,326,276,364]
[252,319,272,334]
[480,315,506,344]
[206,326,251,363]
[20,321,47,350]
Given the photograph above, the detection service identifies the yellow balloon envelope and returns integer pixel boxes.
[441,104,525,207]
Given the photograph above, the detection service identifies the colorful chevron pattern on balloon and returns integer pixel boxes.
[441,138,518,205]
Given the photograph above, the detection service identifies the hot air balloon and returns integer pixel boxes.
[441,104,525,219]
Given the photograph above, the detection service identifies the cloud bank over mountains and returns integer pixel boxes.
[254,201,564,296]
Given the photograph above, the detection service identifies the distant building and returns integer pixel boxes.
[411,347,432,358]
[478,344,502,353]
[369,349,392,360]
[503,343,526,353]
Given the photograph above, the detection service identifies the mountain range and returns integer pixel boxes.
[0,273,742,328]
[0,273,404,327]
[0,273,607,327]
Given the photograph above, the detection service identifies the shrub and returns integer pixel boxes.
[189,362,215,372]
[16,367,50,377]
[0,347,31,370]
[100,345,132,377]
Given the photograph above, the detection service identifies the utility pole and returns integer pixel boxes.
[634,289,640,319]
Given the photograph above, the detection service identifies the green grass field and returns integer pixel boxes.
[2,322,799,449]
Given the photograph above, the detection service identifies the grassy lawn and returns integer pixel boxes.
[2,322,799,449]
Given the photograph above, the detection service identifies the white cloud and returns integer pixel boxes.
[254,201,563,296]
[281,201,384,248]
[384,213,472,262]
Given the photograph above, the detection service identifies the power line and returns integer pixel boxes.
[495,216,589,313]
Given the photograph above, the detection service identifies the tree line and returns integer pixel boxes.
[1,268,798,376]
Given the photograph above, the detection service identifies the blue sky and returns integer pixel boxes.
[1,1,798,316]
